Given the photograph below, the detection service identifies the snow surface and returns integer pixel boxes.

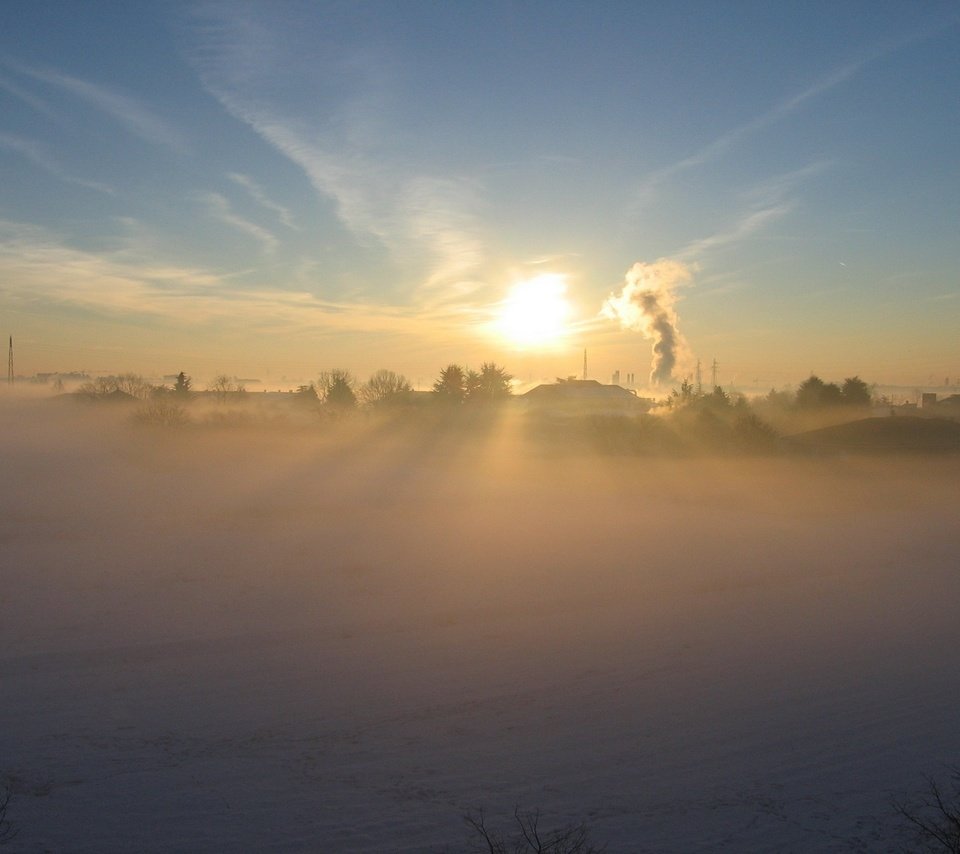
[1,398,958,852]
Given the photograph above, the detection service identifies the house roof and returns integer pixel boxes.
[522,379,639,401]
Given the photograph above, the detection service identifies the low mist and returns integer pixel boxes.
[2,394,958,851]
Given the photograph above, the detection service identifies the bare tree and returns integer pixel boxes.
[77,373,156,400]
[464,807,604,854]
[317,369,357,409]
[894,769,960,853]
[359,369,413,407]
[0,789,17,846]
[208,374,245,402]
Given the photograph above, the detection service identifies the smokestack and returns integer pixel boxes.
[601,259,693,387]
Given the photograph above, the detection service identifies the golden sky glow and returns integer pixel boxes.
[0,3,958,389]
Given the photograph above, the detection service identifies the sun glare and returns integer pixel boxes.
[496,274,572,348]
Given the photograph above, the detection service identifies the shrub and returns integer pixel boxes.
[893,768,960,852]
[463,807,605,854]
[132,399,190,427]
[0,789,17,846]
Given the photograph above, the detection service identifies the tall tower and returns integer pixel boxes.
[6,336,12,384]
[711,357,718,390]
[695,358,702,396]
[582,349,587,381]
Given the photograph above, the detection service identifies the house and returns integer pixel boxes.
[521,379,652,416]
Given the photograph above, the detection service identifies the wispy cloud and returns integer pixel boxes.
[399,176,485,303]
[631,12,958,217]
[678,204,793,259]
[4,59,188,153]
[0,220,462,337]
[674,161,832,260]
[227,172,297,229]
[741,160,833,208]
[0,131,114,194]
[630,64,861,214]
[0,73,59,120]
[188,6,486,301]
[199,191,278,253]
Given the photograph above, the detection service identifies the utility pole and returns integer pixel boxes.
[6,336,12,384]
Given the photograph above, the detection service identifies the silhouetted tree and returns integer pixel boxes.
[360,369,413,407]
[318,369,357,409]
[77,373,155,400]
[765,388,794,408]
[293,383,320,405]
[705,386,730,409]
[821,382,843,406]
[668,378,696,408]
[173,372,192,397]
[465,368,483,399]
[795,375,826,408]
[115,374,155,399]
[731,412,778,452]
[894,769,960,852]
[433,364,467,403]
[472,362,513,400]
[796,375,842,408]
[841,376,871,407]
[208,374,245,401]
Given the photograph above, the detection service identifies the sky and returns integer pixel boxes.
[0,1,958,391]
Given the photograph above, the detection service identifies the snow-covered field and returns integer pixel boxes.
[2,397,958,852]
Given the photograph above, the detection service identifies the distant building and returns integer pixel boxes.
[933,394,960,417]
[521,379,652,416]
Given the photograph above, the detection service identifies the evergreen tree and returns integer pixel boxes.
[841,376,871,407]
[474,362,513,400]
[173,372,192,397]
[433,364,467,402]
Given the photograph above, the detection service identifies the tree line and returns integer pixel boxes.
[74,363,515,411]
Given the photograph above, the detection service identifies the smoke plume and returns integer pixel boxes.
[602,258,693,386]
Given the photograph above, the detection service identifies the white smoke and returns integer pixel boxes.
[602,258,693,387]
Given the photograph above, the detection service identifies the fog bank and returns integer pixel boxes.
[2,397,958,851]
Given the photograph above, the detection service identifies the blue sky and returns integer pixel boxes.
[1,1,957,389]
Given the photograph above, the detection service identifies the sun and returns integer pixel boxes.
[495,274,573,348]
